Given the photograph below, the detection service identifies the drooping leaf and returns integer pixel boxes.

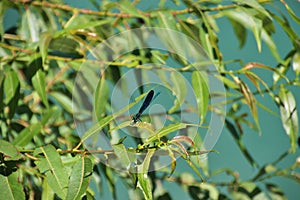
[4,70,19,104]
[228,18,247,48]
[50,92,73,114]
[278,85,298,153]
[118,0,149,24]
[223,8,263,52]
[192,71,209,124]
[34,145,68,199]
[94,77,109,120]
[146,123,187,144]
[233,76,260,133]
[167,148,176,177]
[32,69,49,108]
[265,183,287,200]
[0,140,23,161]
[48,37,82,58]
[0,171,25,200]
[225,119,257,167]
[39,31,53,64]
[293,53,300,75]
[112,143,136,170]
[12,123,42,147]
[168,71,187,114]
[41,178,54,200]
[271,12,300,51]
[137,149,155,200]
[280,0,300,24]
[178,20,201,43]
[233,0,271,19]
[66,157,93,200]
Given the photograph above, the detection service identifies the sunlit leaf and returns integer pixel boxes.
[0,171,25,200]
[112,143,136,170]
[66,157,93,200]
[167,148,176,177]
[223,8,263,52]
[146,123,187,144]
[233,0,271,19]
[228,18,247,48]
[168,71,187,114]
[278,85,298,153]
[94,77,109,120]
[34,145,68,199]
[225,119,257,167]
[266,183,287,200]
[280,0,300,23]
[4,70,19,104]
[293,53,300,75]
[32,69,49,108]
[12,123,42,147]
[137,149,155,200]
[118,0,148,24]
[50,92,73,114]
[39,31,53,64]
[41,178,54,200]
[192,71,209,124]
[234,76,260,133]
[0,140,23,161]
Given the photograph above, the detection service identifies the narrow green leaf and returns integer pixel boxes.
[167,148,176,177]
[39,32,53,64]
[137,149,155,200]
[118,0,149,24]
[4,70,19,104]
[261,28,281,62]
[66,157,93,200]
[168,72,187,114]
[223,9,263,52]
[215,75,239,89]
[12,123,42,147]
[25,9,39,41]
[228,18,247,48]
[192,71,209,124]
[94,78,109,120]
[293,53,300,75]
[40,106,61,126]
[156,12,188,61]
[0,72,4,110]
[32,69,49,108]
[280,1,300,24]
[225,119,257,167]
[112,143,136,170]
[146,123,187,143]
[271,13,300,51]
[34,145,68,199]
[50,92,73,114]
[234,0,271,19]
[63,17,112,32]
[237,78,261,133]
[178,20,200,43]
[278,85,298,153]
[266,183,287,200]
[0,172,25,200]
[48,37,82,58]
[0,140,23,161]
[41,178,54,200]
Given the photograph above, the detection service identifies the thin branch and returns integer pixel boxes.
[11,0,240,18]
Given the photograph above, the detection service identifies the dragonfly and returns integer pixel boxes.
[131,90,160,124]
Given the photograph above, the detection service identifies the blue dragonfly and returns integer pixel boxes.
[131,90,160,124]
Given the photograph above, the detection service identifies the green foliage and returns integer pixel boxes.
[0,0,299,199]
